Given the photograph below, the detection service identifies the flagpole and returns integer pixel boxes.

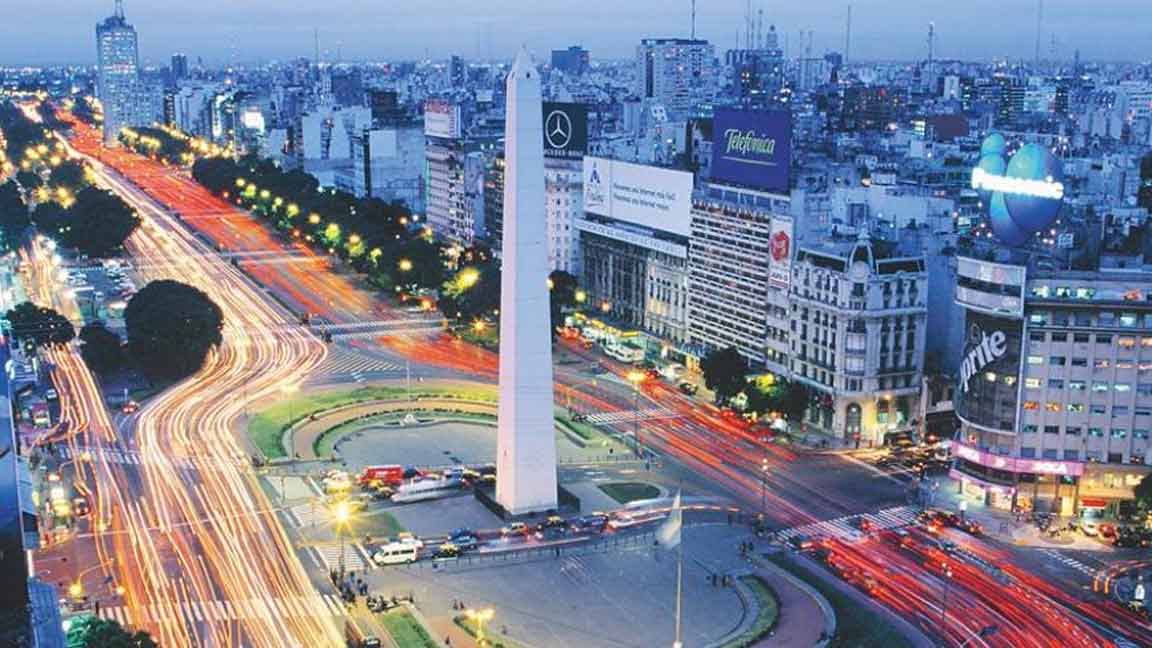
[673,533,683,648]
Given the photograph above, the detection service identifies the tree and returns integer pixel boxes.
[0,181,29,250]
[65,616,157,648]
[700,346,748,404]
[61,187,140,257]
[48,159,89,192]
[125,280,223,381]
[1135,473,1152,513]
[548,270,579,334]
[437,262,501,324]
[396,237,445,291]
[5,301,74,348]
[79,322,125,375]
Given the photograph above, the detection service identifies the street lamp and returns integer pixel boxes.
[333,500,352,583]
[281,383,300,460]
[626,370,645,458]
[464,607,495,644]
[939,564,953,628]
[760,457,768,521]
[398,258,413,272]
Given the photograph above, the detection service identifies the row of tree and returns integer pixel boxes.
[33,186,141,257]
[119,126,193,166]
[700,345,811,421]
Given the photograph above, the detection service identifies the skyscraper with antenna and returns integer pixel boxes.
[845,4,852,64]
[96,0,140,145]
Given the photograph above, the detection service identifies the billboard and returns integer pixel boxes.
[710,108,792,193]
[954,310,1023,434]
[768,218,793,290]
[542,102,587,160]
[424,100,461,138]
[973,134,1065,247]
[583,156,693,238]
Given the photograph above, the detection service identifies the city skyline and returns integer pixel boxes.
[3,0,1151,66]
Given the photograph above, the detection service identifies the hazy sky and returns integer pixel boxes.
[4,1,1149,66]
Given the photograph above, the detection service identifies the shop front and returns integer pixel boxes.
[950,441,1084,514]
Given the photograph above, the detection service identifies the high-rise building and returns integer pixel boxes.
[550,46,589,76]
[95,0,141,145]
[170,52,188,82]
[636,38,716,118]
[952,257,1152,516]
[449,55,466,89]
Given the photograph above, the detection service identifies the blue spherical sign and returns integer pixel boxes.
[973,135,1065,247]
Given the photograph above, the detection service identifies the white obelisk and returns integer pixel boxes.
[495,47,558,515]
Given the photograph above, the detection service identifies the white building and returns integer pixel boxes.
[545,158,582,273]
[95,1,140,145]
[636,38,716,119]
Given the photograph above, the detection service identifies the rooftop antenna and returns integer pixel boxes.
[845,4,852,64]
[313,27,320,66]
[757,7,763,50]
[1035,0,1043,66]
[691,0,696,40]
[114,0,125,19]
[746,0,753,51]
[928,21,935,68]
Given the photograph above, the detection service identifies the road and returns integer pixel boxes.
[54,115,1152,647]
[35,128,346,645]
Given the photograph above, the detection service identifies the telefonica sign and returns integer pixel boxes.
[710,108,791,194]
[960,325,1007,393]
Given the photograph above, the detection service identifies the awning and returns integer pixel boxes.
[1079,497,1109,508]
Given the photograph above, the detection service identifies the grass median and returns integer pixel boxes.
[379,608,437,648]
[765,553,914,648]
[598,482,661,504]
[721,575,780,648]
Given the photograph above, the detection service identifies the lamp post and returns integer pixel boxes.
[760,457,768,522]
[281,383,299,460]
[464,607,495,644]
[939,564,953,628]
[333,500,351,583]
[626,370,645,458]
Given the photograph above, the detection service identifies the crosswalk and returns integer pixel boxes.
[284,501,329,528]
[775,505,921,543]
[1038,549,1098,577]
[310,542,372,574]
[313,347,403,378]
[583,407,682,426]
[95,593,346,627]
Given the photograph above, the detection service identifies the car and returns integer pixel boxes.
[372,543,418,565]
[789,534,818,551]
[677,382,698,395]
[572,514,609,533]
[501,522,529,537]
[885,529,916,550]
[1098,523,1118,540]
[449,527,474,540]
[72,496,91,517]
[958,520,984,536]
[396,532,424,550]
[1079,519,1100,537]
[121,400,139,414]
[536,526,566,541]
[850,516,875,533]
[608,512,639,530]
[435,543,461,559]
[453,534,479,550]
[45,389,59,401]
[645,368,661,380]
[361,637,382,648]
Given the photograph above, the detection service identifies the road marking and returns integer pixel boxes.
[837,452,909,486]
[1038,549,1098,577]
[583,407,683,426]
[97,595,345,625]
[774,505,921,543]
[310,542,372,573]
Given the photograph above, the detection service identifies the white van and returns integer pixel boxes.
[373,543,419,565]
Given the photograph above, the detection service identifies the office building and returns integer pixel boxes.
[636,38,716,118]
[550,46,589,76]
[170,52,188,82]
[95,0,141,145]
[425,99,486,247]
[789,231,928,447]
[952,257,1152,517]
[688,183,792,369]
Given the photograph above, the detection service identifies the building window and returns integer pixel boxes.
[1025,378,1041,389]
[1066,426,1082,436]
[1047,379,1065,389]
[1030,331,1046,342]
[1064,449,1080,461]
[1111,428,1128,439]
[1049,356,1066,366]
[1066,403,1084,413]
[1096,334,1113,344]
[1141,337,1152,348]
[1134,429,1150,440]
[1092,382,1110,393]
[1044,425,1060,434]
[1074,333,1091,343]
[1051,332,1068,342]
[1088,427,1104,437]
[1119,337,1137,349]
[1027,355,1044,365]
[1022,401,1039,410]
[1115,384,1131,393]
[1022,425,1038,434]
[1091,405,1107,415]
[1046,402,1062,412]
[1095,359,1111,369]
[1120,313,1139,327]
[1029,313,1048,326]
[1069,380,1086,391]
[1042,448,1059,459]
[1020,447,1036,458]
[1071,357,1088,367]
[1113,406,1129,417]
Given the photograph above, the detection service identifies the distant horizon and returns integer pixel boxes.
[2,0,1151,67]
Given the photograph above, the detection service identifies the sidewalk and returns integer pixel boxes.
[748,559,835,647]
[932,478,1114,552]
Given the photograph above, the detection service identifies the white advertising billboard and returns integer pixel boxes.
[768,217,793,290]
[583,156,693,238]
[424,100,461,138]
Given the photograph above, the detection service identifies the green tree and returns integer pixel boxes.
[5,301,75,348]
[65,616,157,648]
[700,346,749,404]
[48,159,89,192]
[62,187,141,257]
[0,181,29,250]
[125,280,223,381]
[548,270,579,334]
[79,322,125,375]
[438,262,501,324]
[396,237,445,291]
[1135,473,1152,513]
[15,170,41,192]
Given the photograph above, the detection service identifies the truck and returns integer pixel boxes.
[357,465,405,487]
[390,476,462,504]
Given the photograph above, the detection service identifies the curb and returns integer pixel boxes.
[749,553,836,647]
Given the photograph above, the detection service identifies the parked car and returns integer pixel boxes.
[435,543,461,559]
[501,522,529,537]
[677,382,698,395]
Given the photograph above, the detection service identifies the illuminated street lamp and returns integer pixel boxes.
[459,268,480,289]
[472,319,487,333]
[575,289,586,304]
[600,301,611,313]
[398,258,413,272]
[464,607,495,644]
[280,384,300,462]
[333,500,352,582]
[308,213,321,225]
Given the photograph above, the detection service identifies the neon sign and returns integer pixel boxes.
[970,167,1064,200]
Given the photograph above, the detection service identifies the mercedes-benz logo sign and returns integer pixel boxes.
[545,109,572,149]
